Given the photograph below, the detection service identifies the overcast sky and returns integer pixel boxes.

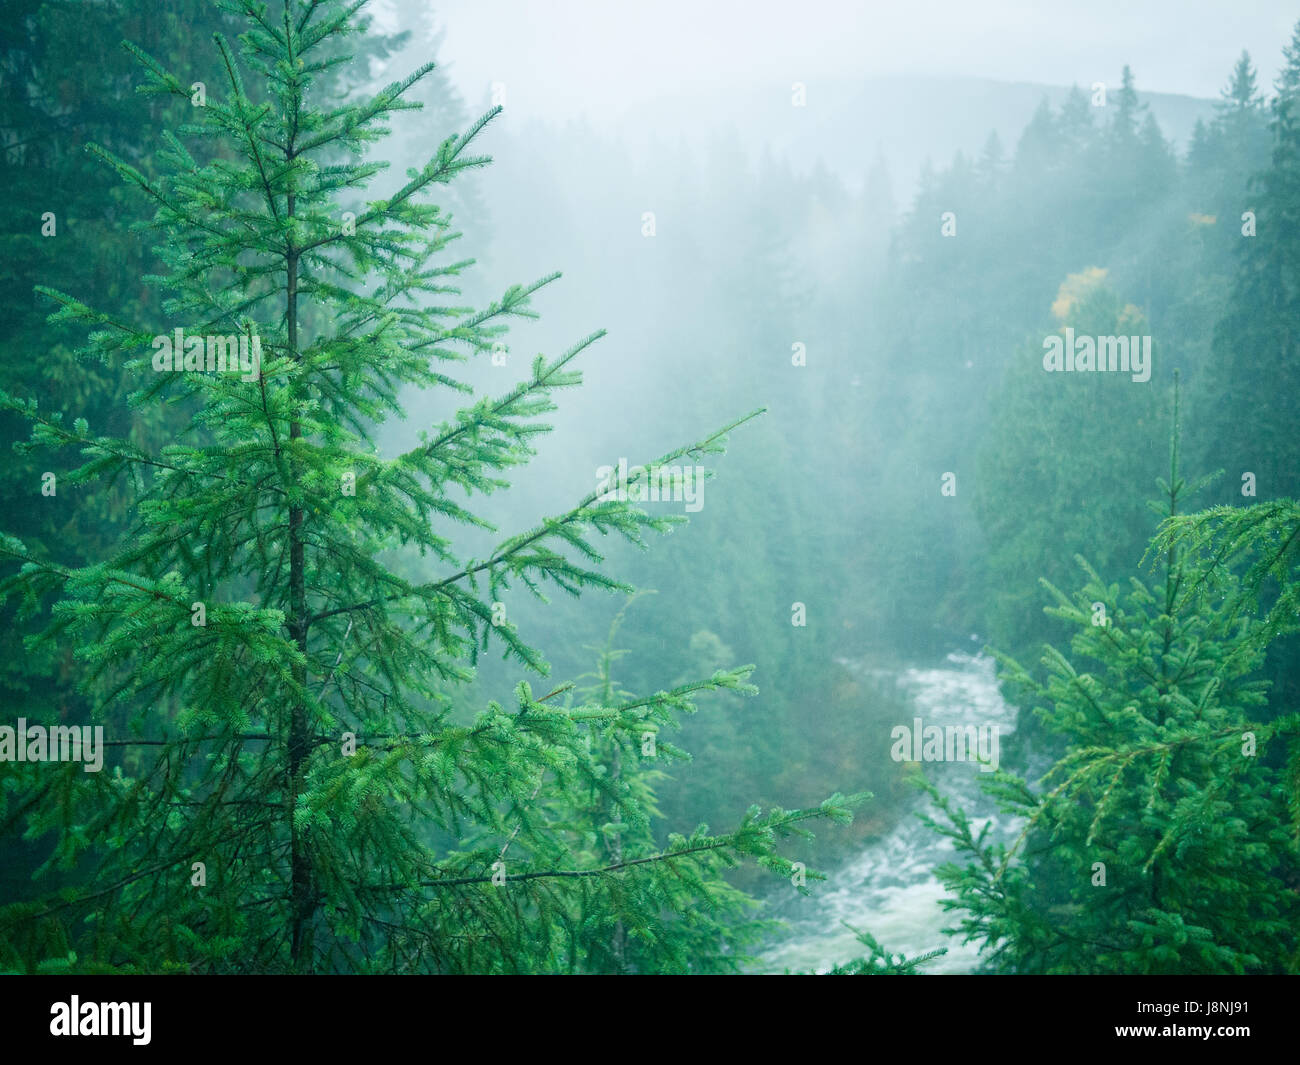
[373,1,1298,123]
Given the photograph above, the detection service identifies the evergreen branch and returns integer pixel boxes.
[311,409,765,625]
[362,801,858,888]
[295,104,499,251]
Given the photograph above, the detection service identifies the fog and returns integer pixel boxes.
[382,1,1293,115]
[6,0,1299,980]
[353,0,1300,969]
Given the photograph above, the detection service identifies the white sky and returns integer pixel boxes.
[374,0,1298,122]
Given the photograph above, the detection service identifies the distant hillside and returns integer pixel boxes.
[605,75,1218,204]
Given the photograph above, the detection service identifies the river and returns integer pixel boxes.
[756,650,1022,974]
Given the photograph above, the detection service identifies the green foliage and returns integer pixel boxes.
[0,0,860,974]
[1202,28,1300,501]
[923,402,1300,973]
[822,925,947,975]
[0,0,404,909]
[974,272,1166,669]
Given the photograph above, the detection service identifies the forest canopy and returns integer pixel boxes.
[1,0,1298,980]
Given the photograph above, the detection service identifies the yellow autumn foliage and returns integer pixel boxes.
[1050,266,1109,320]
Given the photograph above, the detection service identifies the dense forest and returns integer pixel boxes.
[2,0,1299,979]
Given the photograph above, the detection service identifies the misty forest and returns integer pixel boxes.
[3,0,1300,977]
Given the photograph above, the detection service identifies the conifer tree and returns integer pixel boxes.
[1207,20,1300,500]
[926,388,1300,973]
[974,271,1165,668]
[0,0,859,974]
[1220,51,1263,116]
[1056,85,1095,148]
[1014,97,1060,173]
[1184,51,1270,237]
[0,0,402,909]
[1109,66,1143,147]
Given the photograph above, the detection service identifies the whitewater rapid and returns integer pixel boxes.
[757,651,1021,974]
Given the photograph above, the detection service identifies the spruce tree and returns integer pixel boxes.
[0,0,402,911]
[0,0,859,974]
[925,388,1300,973]
[1219,51,1263,116]
[1206,20,1300,499]
[1109,66,1143,147]
[974,271,1165,669]
[0,0,239,907]
[1182,51,1270,250]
